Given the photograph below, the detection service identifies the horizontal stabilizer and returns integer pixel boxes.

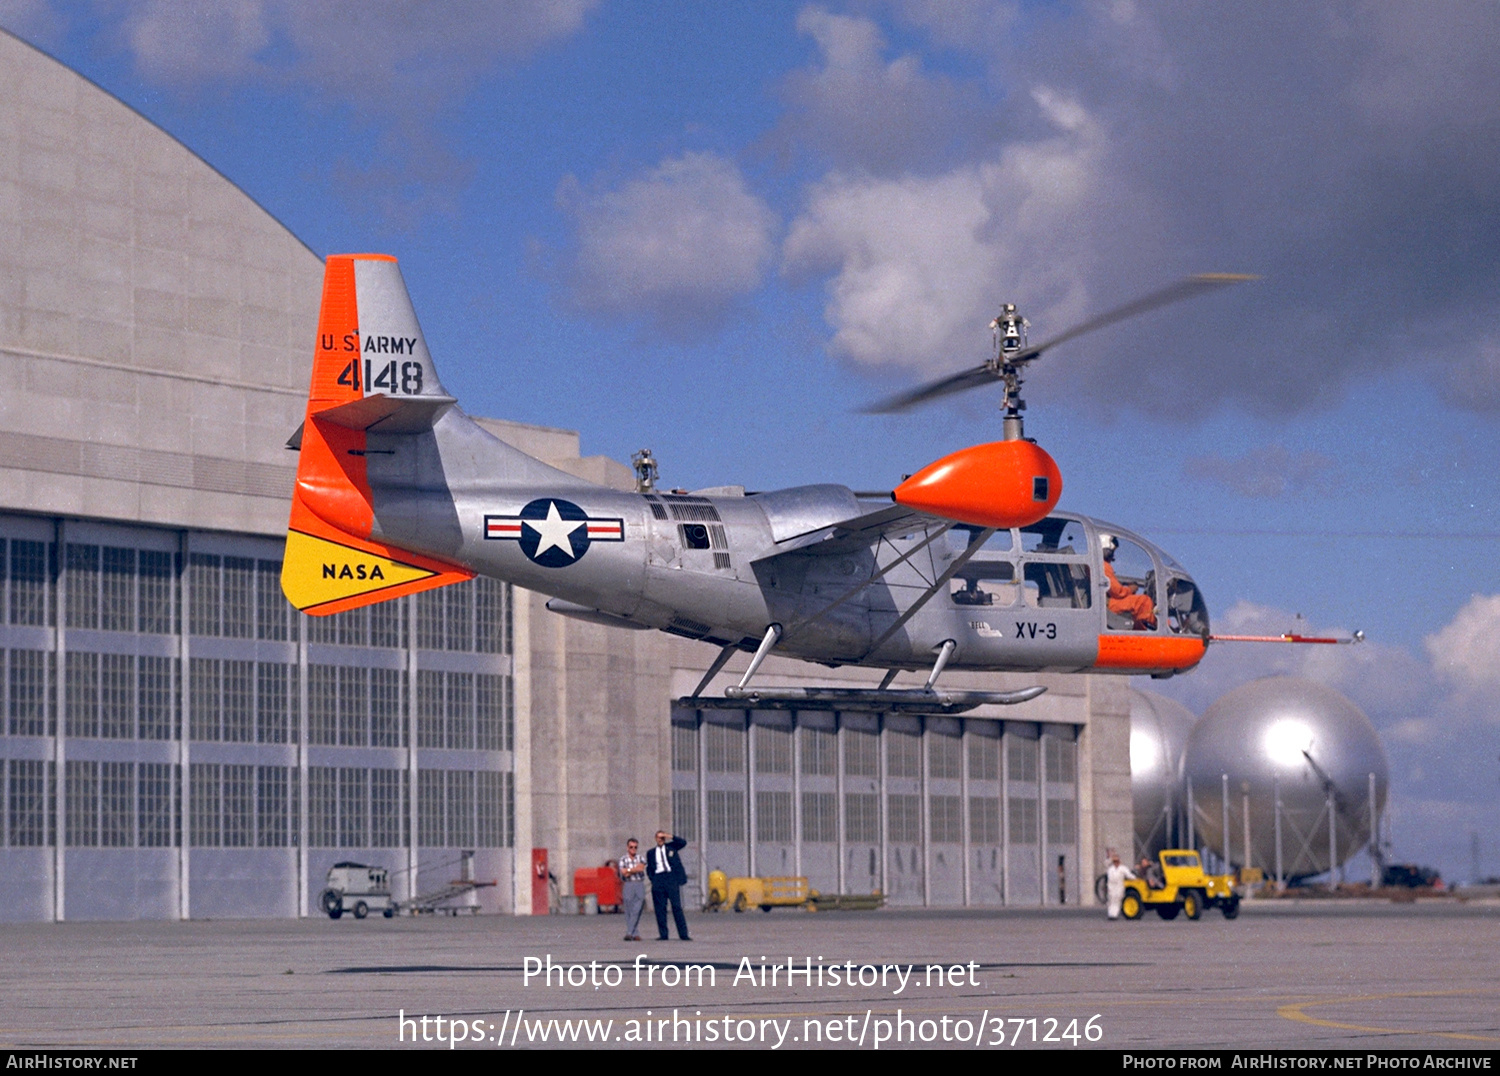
[693,685,1047,714]
[314,393,458,434]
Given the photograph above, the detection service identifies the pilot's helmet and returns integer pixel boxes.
[1099,533,1118,555]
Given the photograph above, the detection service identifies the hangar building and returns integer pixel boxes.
[0,29,1131,919]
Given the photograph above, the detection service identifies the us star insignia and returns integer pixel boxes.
[484,498,624,567]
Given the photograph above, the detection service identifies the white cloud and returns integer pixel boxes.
[1183,444,1340,499]
[890,0,1018,52]
[95,0,598,228]
[1438,338,1500,412]
[1346,1,1500,144]
[781,3,1500,418]
[120,0,269,84]
[783,167,996,369]
[113,0,596,91]
[1159,599,1429,719]
[782,86,1100,373]
[774,6,979,174]
[1425,593,1500,699]
[558,152,778,336]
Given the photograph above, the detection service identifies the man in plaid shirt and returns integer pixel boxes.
[618,838,647,941]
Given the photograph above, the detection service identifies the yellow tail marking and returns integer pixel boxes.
[281,530,436,612]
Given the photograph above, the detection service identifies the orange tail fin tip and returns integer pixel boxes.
[281,254,472,616]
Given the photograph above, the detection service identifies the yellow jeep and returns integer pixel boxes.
[1122,850,1241,921]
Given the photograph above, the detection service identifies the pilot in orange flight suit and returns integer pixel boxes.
[1101,534,1156,630]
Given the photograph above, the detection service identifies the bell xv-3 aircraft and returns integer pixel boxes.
[282,255,1349,714]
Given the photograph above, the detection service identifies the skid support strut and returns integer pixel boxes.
[725,624,783,698]
[925,639,957,690]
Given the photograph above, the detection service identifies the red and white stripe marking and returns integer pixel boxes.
[484,513,624,542]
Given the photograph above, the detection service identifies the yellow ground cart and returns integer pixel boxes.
[704,871,811,912]
[1121,849,1241,921]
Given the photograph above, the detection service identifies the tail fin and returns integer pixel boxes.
[281,254,473,616]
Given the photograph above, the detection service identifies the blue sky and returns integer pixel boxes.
[4,0,1498,882]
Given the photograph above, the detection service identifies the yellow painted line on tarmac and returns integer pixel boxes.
[1277,990,1500,1043]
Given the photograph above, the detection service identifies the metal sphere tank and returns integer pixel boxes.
[1129,690,1198,858]
[1182,677,1388,880]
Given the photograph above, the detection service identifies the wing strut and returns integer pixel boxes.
[690,643,740,698]
[860,527,996,661]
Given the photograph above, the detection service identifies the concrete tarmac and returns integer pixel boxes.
[1,900,1497,1051]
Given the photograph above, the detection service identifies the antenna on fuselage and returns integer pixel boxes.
[632,448,659,494]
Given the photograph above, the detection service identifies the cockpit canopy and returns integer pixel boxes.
[1095,520,1209,637]
[946,514,1209,637]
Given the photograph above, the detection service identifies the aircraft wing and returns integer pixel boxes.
[755,502,983,650]
[755,502,944,559]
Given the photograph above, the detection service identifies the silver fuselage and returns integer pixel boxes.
[361,409,1208,674]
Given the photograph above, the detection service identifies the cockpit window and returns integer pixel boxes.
[1103,536,1158,632]
[1022,562,1091,609]
[1020,518,1087,555]
[1165,574,1210,637]
[948,527,1014,555]
[950,561,1016,607]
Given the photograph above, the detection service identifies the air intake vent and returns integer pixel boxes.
[666,616,714,639]
[668,502,721,522]
[647,501,668,520]
[713,552,732,570]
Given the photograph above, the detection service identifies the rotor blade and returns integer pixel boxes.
[861,364,998,414]
[862,272,1256,414]
[1011,273,1257,364]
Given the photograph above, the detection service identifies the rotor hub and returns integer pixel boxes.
[993,303,1028,359]
[990,304,1030,440]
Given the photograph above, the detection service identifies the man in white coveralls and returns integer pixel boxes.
[1105,851,1136,920]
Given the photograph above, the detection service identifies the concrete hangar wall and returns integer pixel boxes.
[0,29,1132,920]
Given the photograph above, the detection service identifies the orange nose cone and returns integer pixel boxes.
[894,440,1062,529]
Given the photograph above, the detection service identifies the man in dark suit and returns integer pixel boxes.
[647,830,690,941]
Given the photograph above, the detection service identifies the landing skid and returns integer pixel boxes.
[684,685,1046,714]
